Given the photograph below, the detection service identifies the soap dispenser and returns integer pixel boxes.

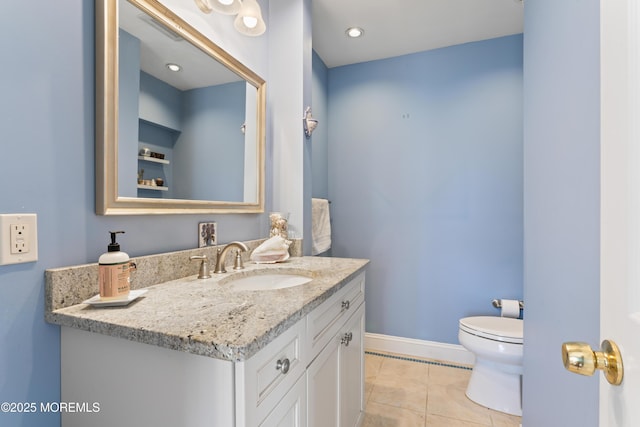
[98,231,132,300]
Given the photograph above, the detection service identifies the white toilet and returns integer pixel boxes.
[458,316,523,416]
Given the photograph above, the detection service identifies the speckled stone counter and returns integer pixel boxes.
[46,256,368,362]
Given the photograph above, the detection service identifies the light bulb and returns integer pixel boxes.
[234,0,266,36]
[243,16,258,29]
[199,0,241,15]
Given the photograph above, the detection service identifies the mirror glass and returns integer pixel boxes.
[96,0,266,215]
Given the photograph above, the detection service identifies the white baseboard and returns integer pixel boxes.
[364,332,475,366]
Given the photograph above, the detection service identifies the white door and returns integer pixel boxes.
[600,0,640,424]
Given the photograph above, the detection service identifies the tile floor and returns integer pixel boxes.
[362,351,522,427]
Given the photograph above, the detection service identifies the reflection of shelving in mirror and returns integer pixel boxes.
[138,155,170,165]
[137,184,168,191]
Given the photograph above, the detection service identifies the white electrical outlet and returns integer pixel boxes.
[0,214,38,265]
[10,223,30,254]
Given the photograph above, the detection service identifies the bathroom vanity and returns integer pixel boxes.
[46,255,368,427]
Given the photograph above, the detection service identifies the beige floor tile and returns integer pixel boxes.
[428,364,472,388]
[366,353,384,380]
[365,353,385,404]
[362,401,426,427]
[377,356,429,383]
[425,414,490,427]
[369,376,428,414]
[365,379,375,402]
[489,410,522,427]
[364,353,521,427]
[426,382,492,426]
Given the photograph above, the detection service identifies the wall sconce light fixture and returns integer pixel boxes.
[303,107,318,139]
[196,0,241,15]
[195,0,266,36]
[234,0,266,36]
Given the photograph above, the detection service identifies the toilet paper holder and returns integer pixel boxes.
[492,299,524,310]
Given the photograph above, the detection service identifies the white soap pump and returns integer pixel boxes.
[98,231,131,300]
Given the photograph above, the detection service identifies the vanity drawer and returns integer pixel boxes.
[306,272,365,363]
[235,317,306,426]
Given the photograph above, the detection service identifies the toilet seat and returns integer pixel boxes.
[459,316,523,344]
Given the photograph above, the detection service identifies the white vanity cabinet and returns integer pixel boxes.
[306,273,365,427]
[235,317,307,426]
[59,270,365,427]
[61,327,237,427]
[259,374,307,427]
[238,271,365,427]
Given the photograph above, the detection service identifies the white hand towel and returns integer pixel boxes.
[311,198,331,255]
[250,235,291,263]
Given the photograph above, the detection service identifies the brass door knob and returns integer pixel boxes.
[561,339,623,385]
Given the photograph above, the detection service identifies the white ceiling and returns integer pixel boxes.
[120,0,241,90]
[312,0,524,68]
[123,0,524,88]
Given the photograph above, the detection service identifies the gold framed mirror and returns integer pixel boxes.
[96,0,266,215]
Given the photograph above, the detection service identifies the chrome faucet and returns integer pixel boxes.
[214,241,249,273]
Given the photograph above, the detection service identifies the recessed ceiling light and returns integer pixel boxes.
[166,63,182,72]
[345,27,364,38]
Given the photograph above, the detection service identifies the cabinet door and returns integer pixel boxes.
[307,273,365,363]
[307,336,340,427]
[308,303,366,427]
[260,374,306,427]
[236,318,306,426]
[340,304,365,427]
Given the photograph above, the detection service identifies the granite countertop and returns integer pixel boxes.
[47,256,368,362]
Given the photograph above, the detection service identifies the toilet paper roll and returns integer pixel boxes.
[500,299,520,318]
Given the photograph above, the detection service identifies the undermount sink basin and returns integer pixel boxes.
[226,273,313,291]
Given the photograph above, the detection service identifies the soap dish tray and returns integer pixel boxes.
[83,289,148,307]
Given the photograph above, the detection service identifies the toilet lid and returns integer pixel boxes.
[459,316,523,344]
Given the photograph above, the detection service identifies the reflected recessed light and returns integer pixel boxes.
[166,63,181,72]
[345,27,364,38]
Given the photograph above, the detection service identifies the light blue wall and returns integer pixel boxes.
[131,73,247,201]
[327,35,523,344]
[137,72,181,199]
[522,0,600,425]
[311,50,329,199]
[178,82,246,201]
[139,69,182,131]
[0,2,270,426]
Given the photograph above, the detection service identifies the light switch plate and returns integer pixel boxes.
[0,214,38,265]
[198,222,217,248]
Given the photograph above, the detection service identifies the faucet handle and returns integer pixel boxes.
[190,255,211,279]
[233,250,245,270]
